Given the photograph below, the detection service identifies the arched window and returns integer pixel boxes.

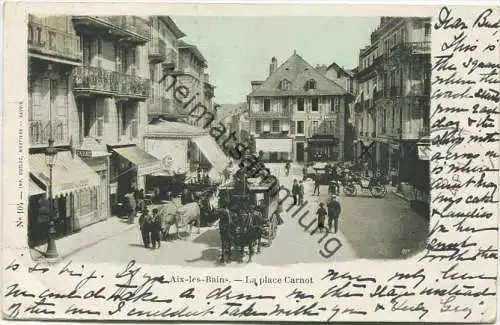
[280,79,290,90]
[305,79,316,90]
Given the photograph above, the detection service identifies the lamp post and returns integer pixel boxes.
[45,138,59,259]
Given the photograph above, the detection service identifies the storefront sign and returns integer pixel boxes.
[76,149,93,158]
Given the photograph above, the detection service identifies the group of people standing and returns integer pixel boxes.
[316,195,342,233]
[138,208,162,249]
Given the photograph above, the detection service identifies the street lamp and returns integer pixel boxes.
[45,138,59,259]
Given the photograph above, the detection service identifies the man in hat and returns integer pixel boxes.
[327,194,341,234]
[139,208,151,248]
[151,208,162,249]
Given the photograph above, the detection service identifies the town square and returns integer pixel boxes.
[26,15,431,266]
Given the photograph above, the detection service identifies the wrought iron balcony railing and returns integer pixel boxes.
[72,16,150,43]
[390,42,431,56]
[250,109,290,118]
[30,120,67,146]
[72,66,150,99]
[28,20,82,63]
[116,72,150,98]
[72,66,119,95]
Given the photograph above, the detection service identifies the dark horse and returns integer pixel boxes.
[217,208,262,263]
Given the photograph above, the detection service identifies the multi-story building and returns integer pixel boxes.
[323,62,357,161]
[248,52,353,163]
[146,16,185,122]
[27,15,162,246]
[70,15,161,208]
[354,17,431,191]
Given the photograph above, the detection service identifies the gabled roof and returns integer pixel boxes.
[248,52,349,97]
[178,40,207,68]
[326,62,353,78]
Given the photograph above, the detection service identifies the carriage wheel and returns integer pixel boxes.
[343,184,357,196]
[370,185,386,198]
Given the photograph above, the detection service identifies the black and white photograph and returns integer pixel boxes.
[2,3,498,323]
[25,15,431,266]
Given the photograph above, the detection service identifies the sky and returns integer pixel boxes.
[172,16,381,104]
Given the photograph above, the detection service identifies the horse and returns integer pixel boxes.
[176,202,201,240]
[217,207,263,263]
[158,200,182,240]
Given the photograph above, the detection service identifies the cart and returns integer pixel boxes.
[218,177,280,247]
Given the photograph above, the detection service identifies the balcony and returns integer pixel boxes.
[72,66,150,100]
[147,97,187,118]
[390,42,431,56]
[250,109,290,118]
[30,120,67,147]
[28,20,82,64]
[148,37,167,63]
[162,48,178,71]
[72,66,118,96]
[116,72,150,100]
[72,16,150,44]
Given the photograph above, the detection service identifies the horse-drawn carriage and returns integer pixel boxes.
[216,176,281,263]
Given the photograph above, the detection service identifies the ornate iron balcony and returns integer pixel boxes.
[72,16,150,44]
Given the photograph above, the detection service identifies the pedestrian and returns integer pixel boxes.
[151,208,162,249]
[181,188,194,205]
[327,195,341,234]
[285,161,290,176]
[316,202,327,233]
[125,191,137,224]
[291,179,300,206]
[302,167,308,181]
[276,202,284,225]
[298,180,305,206]
[139,209,151,248]
[313,174,321,196]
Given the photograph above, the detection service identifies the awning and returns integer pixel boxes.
[111,146,161,176]
[255,138,293,153]
[191,135,230,181]
[29,179,45,196]
[30,151,100,198]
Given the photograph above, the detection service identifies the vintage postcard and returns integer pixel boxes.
[1,1,498,323]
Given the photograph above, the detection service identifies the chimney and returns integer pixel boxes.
[269,56,278,76]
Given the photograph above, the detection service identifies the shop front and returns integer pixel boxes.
[307,135,339,162]
[28,150,101,247]
[255,136,293,162]
[109,145,162,207]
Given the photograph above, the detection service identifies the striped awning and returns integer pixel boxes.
[30,151,100,198]
[111,145,161,176]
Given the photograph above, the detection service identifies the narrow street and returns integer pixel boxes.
[69,163,429,266]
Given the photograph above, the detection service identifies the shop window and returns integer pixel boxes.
[263,99,270,112]
[297,98,304,111]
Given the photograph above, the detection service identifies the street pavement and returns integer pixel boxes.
[69,163,429,266]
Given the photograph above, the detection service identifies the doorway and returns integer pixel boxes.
[296,142,305,162]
